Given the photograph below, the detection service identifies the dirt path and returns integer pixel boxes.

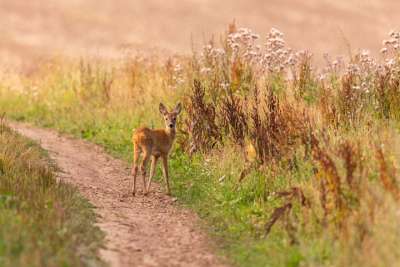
[11,122,227,267]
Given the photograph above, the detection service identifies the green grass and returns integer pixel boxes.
[1,37,400,267]
[0,123,105,267]
[0,91,333,267]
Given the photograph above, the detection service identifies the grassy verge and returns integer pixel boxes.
[0,77,316,267]
[1,68,397,267]
[1,25,400,267]
[0,122,105,267]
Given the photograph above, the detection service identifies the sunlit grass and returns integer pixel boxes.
[0,123,105,267]
[1,25,400,267]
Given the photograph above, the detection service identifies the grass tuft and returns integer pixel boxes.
[0,123,105,267]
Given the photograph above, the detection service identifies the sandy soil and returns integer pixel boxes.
[1,0,400,68]
[11,122,227,267]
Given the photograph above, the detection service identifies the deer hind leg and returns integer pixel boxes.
[161,155,171,195]
[146,155,159,194]
[131,143,140,196]
[140,148,151,194]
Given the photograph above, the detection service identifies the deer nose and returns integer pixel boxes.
[169,124,174,128]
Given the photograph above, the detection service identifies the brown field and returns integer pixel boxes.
[1,0,399,68]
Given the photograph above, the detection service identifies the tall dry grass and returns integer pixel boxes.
[1,24,400,267]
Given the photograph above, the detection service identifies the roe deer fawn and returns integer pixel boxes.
[131,102,182,196]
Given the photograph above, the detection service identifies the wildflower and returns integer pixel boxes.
[204,44,212,51]
[200,67,212,74]
[270,28,284,37]
[212,48,225,56]
[317,73,326,81]
[175,78,185,85]
[174,64,182,72]
[220,82,230,89]
[360,50,370,57]
[386,59,396,67]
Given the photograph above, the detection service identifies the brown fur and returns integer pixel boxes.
[131,102,182,195]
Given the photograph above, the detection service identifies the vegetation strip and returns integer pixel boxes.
[0,123,105,267]
[1,25,400,267]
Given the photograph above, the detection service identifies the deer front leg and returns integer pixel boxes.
[140,150,151,194]
[161,155,171,195]
[145,155,159,195]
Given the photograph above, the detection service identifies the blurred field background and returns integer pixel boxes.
[1,0,400,68]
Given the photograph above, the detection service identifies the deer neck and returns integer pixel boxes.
[165,127,176,142]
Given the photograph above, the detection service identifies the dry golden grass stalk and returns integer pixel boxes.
[375,145,400,201]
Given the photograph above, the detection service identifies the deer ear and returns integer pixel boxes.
[174,103,182,114]
[159,103,168,115]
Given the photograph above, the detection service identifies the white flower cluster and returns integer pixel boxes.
[262,28,294,72]
[172,63,185,85]
[322,53,344,75]
[380,30,400,72]
[381,30,400,54]
[228,27,260,49]
[357,50,377,74]
[196,27,400,96]
[226,27,262,66]
[199,27,299,79]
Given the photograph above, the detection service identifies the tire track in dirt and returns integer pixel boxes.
[11,122,227,267]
